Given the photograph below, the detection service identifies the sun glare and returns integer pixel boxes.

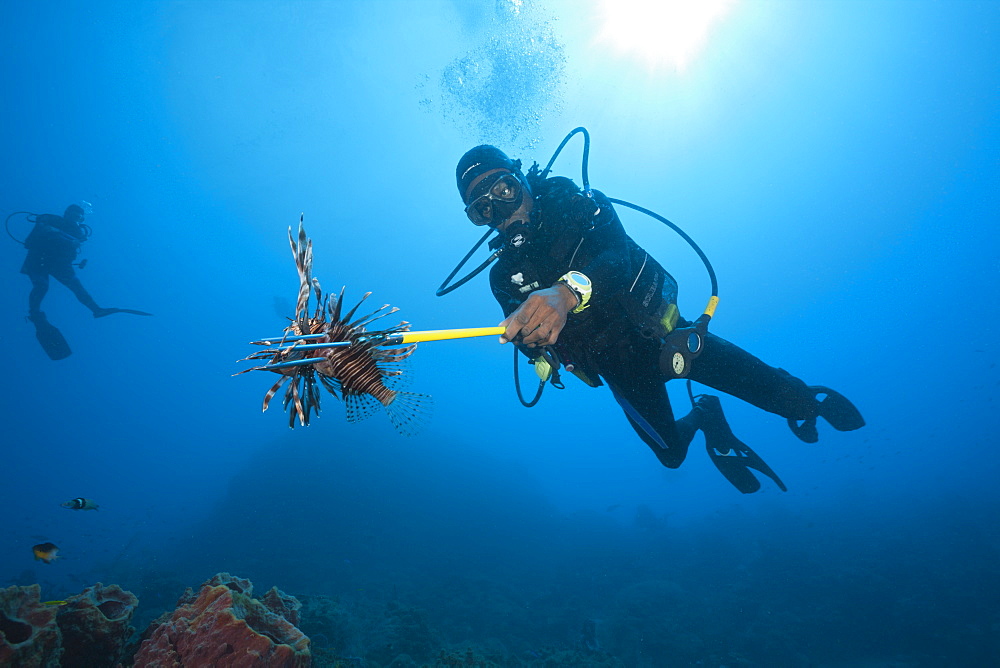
[595,0,736,73]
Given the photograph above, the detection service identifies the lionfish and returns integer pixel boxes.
[237,218,431,435]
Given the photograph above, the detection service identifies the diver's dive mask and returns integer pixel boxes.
[465,172,524,226]
[64,204,86,224]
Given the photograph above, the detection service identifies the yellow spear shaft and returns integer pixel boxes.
[395,326,505,344]
[248,326,509,371]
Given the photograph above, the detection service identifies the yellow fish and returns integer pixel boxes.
[33,543,59,563]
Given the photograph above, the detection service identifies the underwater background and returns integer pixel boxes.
[2,1,998,665]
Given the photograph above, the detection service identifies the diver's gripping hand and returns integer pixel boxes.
[499,286,575,348]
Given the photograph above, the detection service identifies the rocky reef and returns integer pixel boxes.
[58,583,138,668]
[0,584,63,667]
[1,581,139,667]
[5,571,638,666]
[1,574,312,667]
[132,572,310,667]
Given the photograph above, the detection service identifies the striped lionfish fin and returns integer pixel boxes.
[262,376,288,412]
[344,393,381,424]
[372,345,418,390]
[328,286,346,324]
[288,218,313,321]
[318,374,342,398]
[384,391,433,437]
[283,374,307,427]
[340,291,373,325]
[349,303,399,330]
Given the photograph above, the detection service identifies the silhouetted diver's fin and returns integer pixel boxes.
[28,312,72,360]
[93,307,153,318]
[695,394,787,493]
[788,385,865,443]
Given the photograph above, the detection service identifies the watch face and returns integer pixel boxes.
[672,351,685,375]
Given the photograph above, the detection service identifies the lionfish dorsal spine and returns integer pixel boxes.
[289,220,314,320]
[329,285,346,323]
[348,304,395,329]
[311,278,324,321]
[341,291,373,325]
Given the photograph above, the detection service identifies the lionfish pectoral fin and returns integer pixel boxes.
[286,376,308,428]
[344,393,381,424]
[318,374,343,399]
[384,392,433,437]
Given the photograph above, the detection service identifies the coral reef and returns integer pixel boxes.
[297,594,352,649]
[132,572,310,667]
[263,586,302,627]
[0,584,63,667]
[204,572,253,596]
[57,582,138,668]
[363,600,438,667]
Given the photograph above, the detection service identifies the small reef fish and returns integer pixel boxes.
[33,543,59,563]
[42,600,67,607]
[61,497,99,510]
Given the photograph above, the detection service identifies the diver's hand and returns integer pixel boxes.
[499,285,578,348]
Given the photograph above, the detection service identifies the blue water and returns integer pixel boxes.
[2,1,998,665]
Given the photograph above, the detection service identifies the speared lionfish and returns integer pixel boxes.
[237,218,431,436]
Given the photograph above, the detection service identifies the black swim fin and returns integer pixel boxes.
[695,394,787,494]
[28,312,72,361]
[788,386,865,443]
[93,307,153,318]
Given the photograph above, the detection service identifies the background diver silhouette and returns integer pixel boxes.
[454,145,866,493]
[15,203,151,359]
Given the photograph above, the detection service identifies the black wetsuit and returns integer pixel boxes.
[489,174,819,468]
[21,214,98,315]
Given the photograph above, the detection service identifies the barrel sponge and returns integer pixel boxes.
[57,582,138,668]
[132,575,310,667]
[0,584,63,667]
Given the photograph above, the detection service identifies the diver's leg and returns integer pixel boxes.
[688,333,817,418]
[52,268,103,315]
[603,372,697,468]
[27,273,49,317]
[688,333,863,441]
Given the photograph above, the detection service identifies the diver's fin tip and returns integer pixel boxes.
[94,307,154,318]
[30,314,72,360]
[698,395,786,493]
[808,386,866,434]
[788,417,819,443]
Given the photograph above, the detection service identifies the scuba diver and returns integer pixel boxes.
[9,204,151,360]
[450,142,865,493]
